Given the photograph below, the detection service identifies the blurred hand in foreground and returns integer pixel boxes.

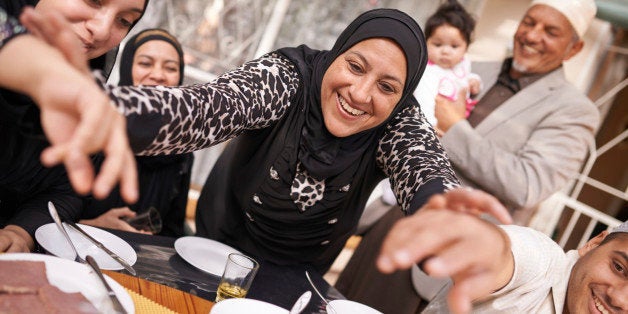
[0,9,138,202]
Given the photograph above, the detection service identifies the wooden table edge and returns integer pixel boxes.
[103,270,214,313]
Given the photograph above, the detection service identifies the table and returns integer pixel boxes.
[105,230,345,314]
[103,270,213,313]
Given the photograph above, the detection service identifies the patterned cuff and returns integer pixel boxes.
[92,69,109,89]
[0,9,27,50]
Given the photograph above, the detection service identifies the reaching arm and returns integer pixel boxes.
[106,53,301,155]
[377,190,514,314]
[377,104,460,212]
[0,11,138,202]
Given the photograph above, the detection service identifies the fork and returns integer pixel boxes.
[305,270,337,314]
[48,201,86,264]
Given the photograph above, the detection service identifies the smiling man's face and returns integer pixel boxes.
[510,4,583,77]
[566,233,628,313]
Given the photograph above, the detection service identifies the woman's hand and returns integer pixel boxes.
[79,207,147,233]
[0,29,138,202]
[35,72,139,202]
[0,225,34,253]
[20,7,89,74]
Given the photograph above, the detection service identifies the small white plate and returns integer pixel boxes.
[35,223,137,270]
[0,253,134,313]
[174,236,241,276]
[328,300,383,314]
[210,298,288,314]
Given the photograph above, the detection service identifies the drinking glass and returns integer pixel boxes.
[215,253,259,302]
[124,207,162,234]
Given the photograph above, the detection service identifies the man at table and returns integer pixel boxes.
[377,200,628,313]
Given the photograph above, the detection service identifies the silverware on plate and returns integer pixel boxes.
[305,270,337,314]
[289,291,311,314]
[65,220,137,276]
[86,255,128,314]
[47,201,86,264]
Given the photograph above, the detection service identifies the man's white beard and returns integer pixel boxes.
[511,59,528,74]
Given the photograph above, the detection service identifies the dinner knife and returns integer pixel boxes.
[85,255,128,314]
[65,221,137,276]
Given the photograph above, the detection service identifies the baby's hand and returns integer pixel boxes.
[468,77,482,96]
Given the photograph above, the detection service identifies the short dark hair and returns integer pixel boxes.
[424,0,477,45]
[599,231,628,246]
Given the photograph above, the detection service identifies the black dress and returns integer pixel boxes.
[82,154,193,237]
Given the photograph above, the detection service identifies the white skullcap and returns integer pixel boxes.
[611,220,628,234]
[530,0,597,38]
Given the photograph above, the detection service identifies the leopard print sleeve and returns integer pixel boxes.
[0,9,26,49]
[377,105,460,212]
[107,53,300,155]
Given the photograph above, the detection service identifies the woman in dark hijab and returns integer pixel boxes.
[107,8,459,272]
[0,0,147,252]
[82,28,194,238]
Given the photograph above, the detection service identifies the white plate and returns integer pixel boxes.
[210,298,288,314]
[35,223,137,270]
[328,300,383,314]
[0,253,134,313]
[174,236,241,276]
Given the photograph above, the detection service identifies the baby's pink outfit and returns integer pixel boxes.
[413,56,480,125]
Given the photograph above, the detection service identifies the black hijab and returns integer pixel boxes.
[277,8,427,179]
[87,28,191,237]
[118,28,185,86]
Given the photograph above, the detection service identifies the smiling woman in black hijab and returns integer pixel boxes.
[107,8,459,272]
[81,28,193,238]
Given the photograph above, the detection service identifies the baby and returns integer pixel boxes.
[414,0,481,125]
[381,1,480,206]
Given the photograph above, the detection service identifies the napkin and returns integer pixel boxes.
[124,288,177,314]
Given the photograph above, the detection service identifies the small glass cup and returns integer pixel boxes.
[215,253,259,302]
[124,207,162,234]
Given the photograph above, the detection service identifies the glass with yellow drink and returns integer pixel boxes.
[215,253,259,302]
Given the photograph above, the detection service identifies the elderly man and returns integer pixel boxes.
[377,200,628,313]
[434,0,599,218]
[336,0,602,312]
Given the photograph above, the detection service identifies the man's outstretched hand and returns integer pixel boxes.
[377,189,514,314]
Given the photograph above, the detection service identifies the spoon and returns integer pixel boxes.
[305,271,337,314]
[289,291,311,314]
